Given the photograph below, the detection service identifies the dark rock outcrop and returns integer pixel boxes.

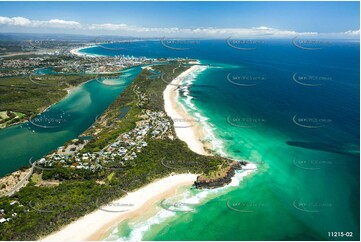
[193,161,246,189]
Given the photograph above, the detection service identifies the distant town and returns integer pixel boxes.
[0,47,150,78]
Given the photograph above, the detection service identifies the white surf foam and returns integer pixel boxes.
[105,64,258,241]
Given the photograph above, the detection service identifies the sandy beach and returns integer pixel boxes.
[40,64,214,242]
[69,47,87,57]
[70,45,100,57]
[41,173,197,241]
[163,65,211,156]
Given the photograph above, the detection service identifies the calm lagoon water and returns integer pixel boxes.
[0,66,142,176]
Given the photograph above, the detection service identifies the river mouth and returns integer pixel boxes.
[0,66,142,177]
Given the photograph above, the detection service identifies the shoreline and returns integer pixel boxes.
[41,173,197,241]
[70,45,105,57]
[0,86,76,131]
[39,64,212,242]
[40,63,256,241]
[163,64,259,183]
[0,70,94,131]
[163,64,211,156]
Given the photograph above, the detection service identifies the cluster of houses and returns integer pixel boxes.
[72,152,102,170]
[0,58,42,77]
[35,107,173,171]
[0,50,151,78]
[133,86,148,108]
[99,109,172,165]
[70,54,150,74]
[36,151,103,171]
[32,83,173,172]
[0,201,21,224]
[35,155,64,170]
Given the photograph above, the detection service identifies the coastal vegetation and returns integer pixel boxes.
[0,60,235,240]
[0,49,149,128]
[0,73,101,128]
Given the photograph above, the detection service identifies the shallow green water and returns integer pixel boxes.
[105,58,359,241]
[0,66,142,176]
[72,41,361,241]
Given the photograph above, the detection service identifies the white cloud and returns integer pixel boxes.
[0,16,31,26]
[0,16,358,38]
[45,19,82,29]
[88,23,318,37]
[89,23,128,31]
[0,16,81,29]
[316,29,361,38]
[344,29,360,35]
[11,17,31,26]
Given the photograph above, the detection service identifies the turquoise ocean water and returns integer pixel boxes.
[0,38,358,240]
[80,39,359,241]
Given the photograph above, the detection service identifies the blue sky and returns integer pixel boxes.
[0,1,359,38]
